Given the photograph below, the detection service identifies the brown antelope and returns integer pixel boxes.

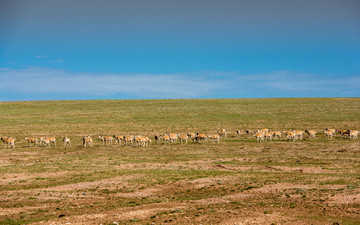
[1,137,16,148]
[293,130,304,140]
[82,135,93,147]
[123,136,134,146]
[25,137,39,147]
[162,134,170,145]
[272,131,282,140]
[324,129,334,139]
[39,137,46,146]
[167,133,178,143]
[187,132,196,142]
[286,131,296,142]
[253,132,265,142]
[282,131,296,141]
[178,134,188,144]
[136,136,151,147]
[195,133,207,142]
[63,136,71,147]
[348,130,359,140]
[338,130,350,138]
[41,137,56,147]
[264,132,273,141]
[98,135,113,145]
[305,130,317,139]
[208,134,220,144]
[217,129,227,138]
[42,138,51,147]
[113,135,124,145]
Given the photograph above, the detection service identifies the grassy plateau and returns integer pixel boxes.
[0,98,359,224]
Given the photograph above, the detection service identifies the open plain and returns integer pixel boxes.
[0,98,359,224]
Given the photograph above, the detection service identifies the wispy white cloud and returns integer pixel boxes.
[0,67,358,101]
[50,59,66,63]
[35,55,48,58]
[0,67,224,99]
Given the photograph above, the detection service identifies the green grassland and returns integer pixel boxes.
[0,98,359,224]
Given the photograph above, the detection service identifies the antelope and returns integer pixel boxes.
[187,133,196,142]
[348,130,360,140]
[154,135,161,144]
[324,129,334,139]
[236,130,242,136]
[305,130,317,139]
[338,130,350,138]
[123,136,134,146]
[39,137,46,146]
[264,132,273,141]
[162,134,170,145]
[325,128,336,137]
[82,135,93,147]
[195,133,207,142]
[98,136,105,145]
[63,136,71,147]
[42,138,51,147]
[178,134,188,144]
[136,136,151,147]
[41,137,56,147]
[98,135,113,145]
[285,131,296,142]
[25,137,39,147]
[253,132,265,142]
[168,133,178,143]
[113,135,124,145]
[1,137,16,148]
[103,136,113,145]
[293,130,304,140]
[272,131,282,140]
[217,129,227,138]
[208,134,220,144]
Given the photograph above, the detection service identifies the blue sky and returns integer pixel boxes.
[0,0,359,101]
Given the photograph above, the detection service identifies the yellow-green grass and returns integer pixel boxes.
[0,98,359,224]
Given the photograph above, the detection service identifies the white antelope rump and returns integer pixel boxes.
[178,134,188,144]
[1,137,16,148]
[25,137,39,147]
[236,130,242,136]
[208,134,220,144]
[63,136,71,147]
[82,135,93,147]
[305,130,317,139]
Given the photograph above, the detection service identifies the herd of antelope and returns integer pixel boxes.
[1,128,359,149]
